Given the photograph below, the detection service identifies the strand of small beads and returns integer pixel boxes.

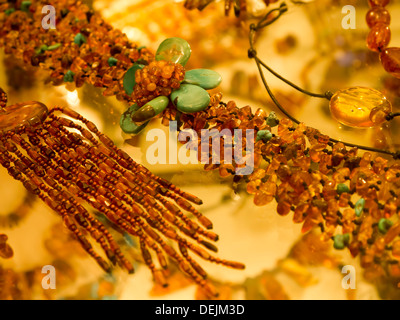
[366,0,400,80]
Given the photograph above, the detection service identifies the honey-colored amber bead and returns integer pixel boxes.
[369,104,391,124]
[368,0,389,7]
[380,47,400,79]
[366,7,390,28]
[0,243,14,259]
[329,87,392,128]
[367,23,390,52]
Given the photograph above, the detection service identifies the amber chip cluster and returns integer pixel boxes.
[133,60,185,107]
[172,93,400,288]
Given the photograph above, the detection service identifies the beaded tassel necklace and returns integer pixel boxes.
[0,88,245,296]
[1,0,400,291]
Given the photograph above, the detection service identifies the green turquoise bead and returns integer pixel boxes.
[47,43,61,51]
[108,57,118,67]
[182,69,222,90]
[266,111,279,127]
[131,96,169,123]
[333,234,350,250]
[63,70,75,82]
[355,198,365,217]
[74,33,87,46]
[155,37,191,66]
[378,218,393,234]
[35,45,48,54]
[336,183,350,194]
[120,104,149,134]
[123,64,144,95]
[256,130,273,143]
[171,84,210,114]
[5,8,15,15]
[21,1,31,12]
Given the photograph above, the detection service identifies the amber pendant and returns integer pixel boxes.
[329,87,392,128]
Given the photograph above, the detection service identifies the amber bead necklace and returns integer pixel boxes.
[247,3,400,160]
[0,85,246,296]
[1,0,400,292]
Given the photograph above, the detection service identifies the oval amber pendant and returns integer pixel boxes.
[329,87,391,128]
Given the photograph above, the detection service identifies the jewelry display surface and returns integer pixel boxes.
[1,0,400,300]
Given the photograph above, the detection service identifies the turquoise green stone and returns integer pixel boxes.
[171,84,210,114]
[21,1,31,12]
[35,45,48,55]
[182,69,222,90]
[355,198,365,217]
[120,104,149,134]
[74,33,87,46]
[266,111,279,127]
[131,96,169,123]
[256,130,273,143]
[63,70,75,83]
[336,183,350,194]
[108,57,118,67]
[5,8,15,15]
[123,64,144,95]
[155,37,191,66]
[333,234,350,250]
[47,43,61,51]
[378,218,393,234]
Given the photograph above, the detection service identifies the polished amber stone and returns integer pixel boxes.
[366,7,390,28]
[329,87,392,128]
[367,23,390,52]
[0,101,48,132]
[380,47,400,79]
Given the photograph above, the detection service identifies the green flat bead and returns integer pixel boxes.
[131,96,169,123]
[21,1,31,12]
[108,57,118,67]
[333,234,350,250]
[155,37,191,66]
[256,130,272,143]
[74,33,87,46]
[336,183,350,194]
[171,84,210,114]
[378,218,393,234]
[120,104,149,134]
[123,64,144,95]
[266,111,279,127]
[35,45,48,55]
[47,43,61,51]
[355,198,365,217]
[63,70,75,83]
[182,69,222,90]
[5,8,15,15]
